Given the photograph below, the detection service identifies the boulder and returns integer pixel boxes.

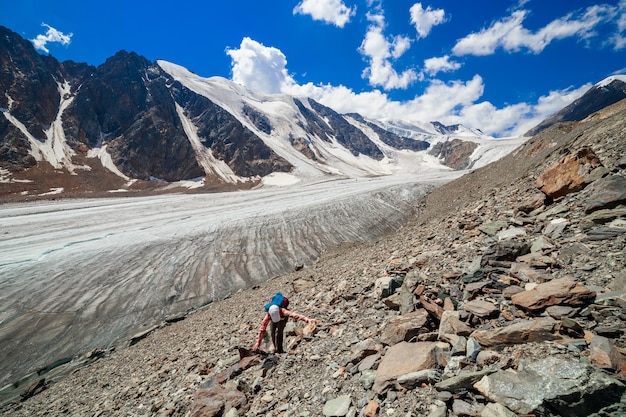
[323,395,352,417]
[589,334,625,371]
[462,299,498,318]
[481,240,530,265]
[350,338,383,364]
[474,357,626,416]
[478,221,508,236]
[511,277,596,312]
[398,270,420,314]
[438,310,473,338]
[584,174,626,213]
[189,387,247,417]
[372,342,441,393]
[535,147,602,198]
[380,309,429,345]
[471,317,558,348]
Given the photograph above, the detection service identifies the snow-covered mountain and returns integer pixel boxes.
[0,25,521,198]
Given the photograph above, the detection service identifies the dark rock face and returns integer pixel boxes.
[0,26,64,169]
[175,87,292,178]
[526,78,626,136]
[242,104,272,135]
[307,99,384,160]
[295,98,384,160]
[347,114,429,152]
[62,51,204,181]
[429,139,478,170]
[0,26,293,183]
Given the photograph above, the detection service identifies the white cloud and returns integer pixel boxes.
[358,11,418,90]
[452,83,591,137]
[422,55,461,76]
[227,37,590,138]
[226,37,296,95]
[293,0,356,28]
[30,23,72,54]
[409,3,447,39]
[611,0,626,49]
[453,5,616,56]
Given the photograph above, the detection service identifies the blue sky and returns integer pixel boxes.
[3,0,626,137]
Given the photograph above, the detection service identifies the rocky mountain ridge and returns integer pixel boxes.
[525,75,626,137]
[2,97,625,416]
[1,25,514,200]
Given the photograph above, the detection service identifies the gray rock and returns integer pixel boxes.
[480,403,517,417]
[397,369,442,389]
[530,235,554,253]
[427,403,448,417]
[466,337,482,362]
[398,270,420,314]
[473,357,626,416]
[435,369,496,392]
[452,399,473,415]
[543,218,568,239]
[323,395,352,417]
[586,207,626,224]
[359,370,377,390]
[584,174,626,213]
[478,221,509,236]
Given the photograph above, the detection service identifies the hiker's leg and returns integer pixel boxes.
[270,322,277,351]
[276,320,286,353]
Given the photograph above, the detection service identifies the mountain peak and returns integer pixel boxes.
[596,74,626,87]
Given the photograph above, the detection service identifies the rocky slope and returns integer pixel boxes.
[2,98,625,416]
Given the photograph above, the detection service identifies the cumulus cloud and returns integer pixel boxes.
[227,37,589,137]
[226,37,296,95]
[293,0,356,28]
[30,23,72,54]
[358,11,418,90]
[452,83,592,136]
[410,3,447,39]
[453,5,616,56]
[422,55,461,76]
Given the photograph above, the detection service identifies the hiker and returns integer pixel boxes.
[252,292,316,353]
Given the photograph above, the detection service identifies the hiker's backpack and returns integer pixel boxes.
[264,292,289,312]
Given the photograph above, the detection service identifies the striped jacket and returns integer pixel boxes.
[253,308,313,349]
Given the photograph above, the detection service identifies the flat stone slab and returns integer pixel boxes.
[511,277,596,311]
[373,342,440,393]
[471,317,558,348]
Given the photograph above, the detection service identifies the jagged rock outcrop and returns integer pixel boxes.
[429,138,478,170]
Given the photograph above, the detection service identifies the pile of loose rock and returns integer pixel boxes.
[2,104,626,416]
